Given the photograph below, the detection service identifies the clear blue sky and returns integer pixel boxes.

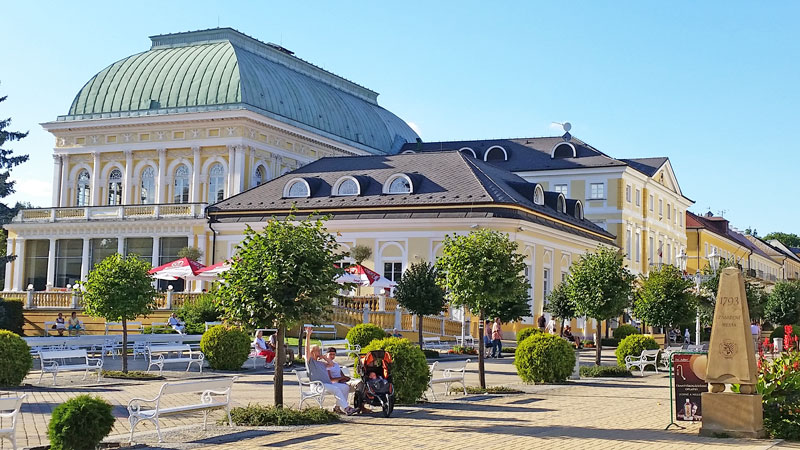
[1,1,796,235]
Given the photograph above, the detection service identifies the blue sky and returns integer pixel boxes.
[1,1,796,234]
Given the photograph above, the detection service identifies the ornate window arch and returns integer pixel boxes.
[557,194,566,214]
[253,164,268,187]
[76,170,91,206]
[283,178,311,198]
[533,185,544,206]
[208,163,226,202]
[140,166,156,204]
[107,168,123,205]
[174,164,190,203]
[383,173,413,194]
[484,145,507,162]
[333,176,361,196]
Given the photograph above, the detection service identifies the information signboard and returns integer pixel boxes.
[673,353,708,421]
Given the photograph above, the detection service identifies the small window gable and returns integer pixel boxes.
[384,173,414,194]
[551,142,576,159]
[283,178,312,198]
[333,176,362,196]
[484,145,507,162]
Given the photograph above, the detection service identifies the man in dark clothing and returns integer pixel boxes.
[538,315,547,332]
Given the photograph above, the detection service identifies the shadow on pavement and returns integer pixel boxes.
[263,432,338,447]
[191,430,274,444]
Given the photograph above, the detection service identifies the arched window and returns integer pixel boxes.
[557,194,566,214]
[253,165,267,187]
[459,147,476,158]
[208,163,225,203]
[140,167,155,204]
[174,164,190,203]
[575,201,584,220]
[551,143,576,159]
[386,175,412,194]
[334,177,360,196]
[533,185,544,205]
[484,146,507,161]
[284,178,310,198]
[76,170,90,206]
[107,168,123,205]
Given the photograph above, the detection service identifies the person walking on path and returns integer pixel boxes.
[483,320,494,358]
[546,317,556,335]
[491,318,503,358]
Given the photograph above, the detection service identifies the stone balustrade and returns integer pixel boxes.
[13,202,207,223]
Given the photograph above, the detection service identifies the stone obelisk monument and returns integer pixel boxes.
[700,267,765,438]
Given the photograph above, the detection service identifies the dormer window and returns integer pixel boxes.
[551,142,576,159]
[459,147,476,158]
[557,194,566,214]
[384,174,413,194]
[333,176,360,196]
[533,185,544,205]
[284,178,311,198]
[575,201,584,220]
[484,145,507,162]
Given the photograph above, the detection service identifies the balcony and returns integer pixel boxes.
[12,203,208,223]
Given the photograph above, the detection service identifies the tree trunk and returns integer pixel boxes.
[274,325,285,407]
[605,320,610,339]
[297,328,303,361]
[122,318,128,373]
[418,314,424,349]
[594,319,602,366]
[478,309,486,389]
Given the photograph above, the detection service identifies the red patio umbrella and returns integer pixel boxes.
[148,257,206,280]
[346,264,397,288]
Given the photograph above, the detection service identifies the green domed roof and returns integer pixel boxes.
[65,28,419,154]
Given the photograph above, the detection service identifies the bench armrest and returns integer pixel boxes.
[201,388,231,404]
[127,396,159,415]
[87,358,104,368]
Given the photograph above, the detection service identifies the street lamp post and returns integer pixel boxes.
[676,249,700,345]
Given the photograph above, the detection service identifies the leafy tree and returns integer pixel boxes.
[764,281,800,326]
[350,245,372,265]
[82,254,157,373]
[435,229,529,388]
[764,232,800,248]
[565,246,634,365]
[215,215,343,406]
[177,246,203,262]
[633,264,696,343]
[394,261,446,348]
[545,283,575,335]
[0,91,30,275]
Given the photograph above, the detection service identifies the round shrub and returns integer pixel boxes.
[516,327,541,345]
[346,323,387,349]
[514,333,575,384]
[48,395,114,450]
[362,337,430,404]
[612,324,640,341]
[0,330,32,386]
[200,325,251,370]
[615,334,659,367]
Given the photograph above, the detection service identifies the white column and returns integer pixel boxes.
[190,146,201,203]
[4,238,14,291]
[12,238,25,291]
[151,237,160,268]
[51,154,63,207]
[156,148,166,203]
[60,154,70,207]
[91,152,101,206]
[80,238,91,282]
[123,150,133,204]
[46,238,57,289]
[234,146,246,195]
[117,237,125,256]
[226,145,236,195]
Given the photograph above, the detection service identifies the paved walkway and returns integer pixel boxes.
[1,351,796,449]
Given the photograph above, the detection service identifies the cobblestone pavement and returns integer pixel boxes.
[1,351,796,449]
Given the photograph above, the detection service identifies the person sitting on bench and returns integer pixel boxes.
[67,312,83,336]
[563,325,581,348]
[168,313,185,334]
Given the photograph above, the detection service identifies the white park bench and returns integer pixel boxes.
[43,320,67,336]
[127,377,237,443]
[625,349,661,376]
[249,329,278,369]
[660,345,684,370]
[304,324,337,339]
[305,324,361,358]
[148,322,173,333]
[422,336,452,350]
[455,335,476,347]
[38,349,103,385]
[146,344,204,375]
[295,369,326,408]
[205,321,223,331]
[428,359,471,400]
[0,394,26,450]
[105,321,143,334]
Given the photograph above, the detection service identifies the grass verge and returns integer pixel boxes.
[101,370,163,380]
[450,385,524,394]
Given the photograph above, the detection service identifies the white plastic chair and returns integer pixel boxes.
[0,394,26,450]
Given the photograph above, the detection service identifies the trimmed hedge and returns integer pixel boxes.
[0,330,32,386]
[612,324,640,342]
[516,327,541,344]
[514,333,575,383]
[600,338,619,347]
[229,404,338,426]
[200,326,251,370]
[0,299,24,334]
[615,335,659,367]
[48,395,114,450]
[346,323,387,349]
[362,337,430,404]
[580,365,632,378]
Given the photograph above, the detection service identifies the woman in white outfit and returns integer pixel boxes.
[304,326,354,415]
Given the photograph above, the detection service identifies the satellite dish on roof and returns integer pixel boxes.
[562,122,571,132]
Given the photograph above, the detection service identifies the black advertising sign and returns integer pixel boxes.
[673,353,708,421]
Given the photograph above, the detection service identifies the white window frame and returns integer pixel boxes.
[589,183,605,200]
[649,236,654,263]
[626,229,632,259]
[553,183,568,196]
[383,173,413,194]
[649,194,654,211]
[625,184,631,203]
[533,185,545,205]
[635,189,641,206]
[483,145,507,162]
[333,176,361,196]
[635,231,641,263]
[283,178,311,198]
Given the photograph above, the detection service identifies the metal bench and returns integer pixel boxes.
[422,336,451,350]
[428,359,471,400]
[0,394,26,450]
[105,321,143,334]
[625,349,661,376]
[295,369,325,408]
[127,377,237,443]
[205,321,222,331]
[38,349,103,385]
[455,335,476,347]
[43,320,66,336]
[148,322,173,333]
[146,344,204,375]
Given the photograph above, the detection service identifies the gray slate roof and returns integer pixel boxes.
[208,151,615,244]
